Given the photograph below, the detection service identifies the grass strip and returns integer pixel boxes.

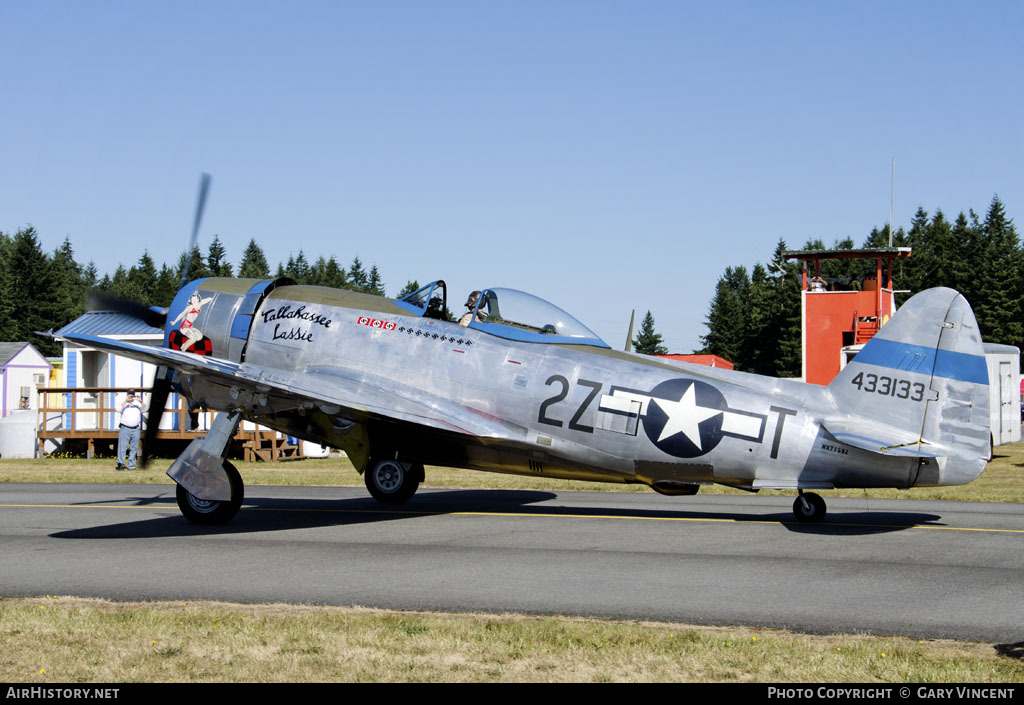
[3,597,1022,683]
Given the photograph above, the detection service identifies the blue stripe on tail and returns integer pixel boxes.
[853,338,988,385]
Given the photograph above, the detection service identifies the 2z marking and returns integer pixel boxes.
[850,372,924,401]
[538,376,602,433]
[538,375,570,427]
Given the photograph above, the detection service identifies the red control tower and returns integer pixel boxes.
[784,247,912,385]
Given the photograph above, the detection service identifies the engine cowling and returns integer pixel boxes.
[165,277,294,361]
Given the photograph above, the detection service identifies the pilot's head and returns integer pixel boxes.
[465,291,481,309]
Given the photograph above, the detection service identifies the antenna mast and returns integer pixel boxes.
[889,157,895,247]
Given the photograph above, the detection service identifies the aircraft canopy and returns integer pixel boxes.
[398,281,609,347]
[469,287,609,347]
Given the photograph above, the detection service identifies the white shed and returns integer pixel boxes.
[0,342,52,417]
[0,343,52,458]
[984,344,1021,446]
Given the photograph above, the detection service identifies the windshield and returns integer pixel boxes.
[396,280,449,320]
[469,288,608,347]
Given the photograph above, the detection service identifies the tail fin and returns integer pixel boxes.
[826,287,990,485]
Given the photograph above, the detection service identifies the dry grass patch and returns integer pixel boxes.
[2,597,1022,683]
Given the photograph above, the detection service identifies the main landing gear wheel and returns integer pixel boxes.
[176,461,244,525]
[792,492,826,523]
[365,459,422,503]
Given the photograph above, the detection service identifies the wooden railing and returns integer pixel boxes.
[36,387,301,461]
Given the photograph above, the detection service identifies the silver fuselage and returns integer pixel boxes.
[181,282,923,492]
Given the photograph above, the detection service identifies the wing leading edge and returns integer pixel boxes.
[60,333,528,443]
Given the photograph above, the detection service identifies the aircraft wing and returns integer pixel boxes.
[60,333,528,442]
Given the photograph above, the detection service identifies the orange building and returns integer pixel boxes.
[658,353,734,369]
[785,247,911,386]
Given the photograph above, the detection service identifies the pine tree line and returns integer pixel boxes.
[0,230,398,356]
[700,196,1022,376]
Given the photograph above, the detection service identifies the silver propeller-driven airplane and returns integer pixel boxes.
[63,274,991,525]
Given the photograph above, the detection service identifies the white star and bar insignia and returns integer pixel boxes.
[600,378,766,458]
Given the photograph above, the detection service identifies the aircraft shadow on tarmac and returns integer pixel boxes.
[50,488,940,539]
[50,489,557,539]
[995,641,1024,660]
[777,511,944,535]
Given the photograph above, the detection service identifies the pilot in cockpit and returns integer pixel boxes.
[459,290,486,326]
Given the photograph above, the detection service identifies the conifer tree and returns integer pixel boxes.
[5,227,60,354]
[294,251,311,283]
[127,252,159,303]
[948,211,982,302]
[633,311,668,355]
[366,264,385,296]
[325,257,348,289]
[0,232,11,339]
[82,261,98,290]
[974,196,1023,350]
[397,280,421,299]
[49,237,85,329]
[280,251,311,284]
[348,256,368,292]
[741,263,773,374]
[920,209,954,291]
[768,238,803,377]
[154,264,179,306]
[699,266,749,364]
[206,235,233,277]
[900,207,933,296]
[238,239,270,278]
[176,245,211,284]
[312,256,347,289]
[106,265,137,303]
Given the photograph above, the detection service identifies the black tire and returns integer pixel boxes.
[176,460,244,524]
[792,492,826,523]
[364,459,421,503]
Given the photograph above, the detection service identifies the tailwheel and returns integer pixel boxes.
[792,491,826,523]
[176,461,244,524]
[365,458,422,503]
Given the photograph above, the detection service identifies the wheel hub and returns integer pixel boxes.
[375,462,404,492]
[186,493,219,513]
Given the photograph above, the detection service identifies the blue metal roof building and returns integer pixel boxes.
[53,310,164,339]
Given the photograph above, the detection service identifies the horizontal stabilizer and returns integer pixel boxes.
[820,418,945,458]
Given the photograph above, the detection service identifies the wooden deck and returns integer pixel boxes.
[37,387,302,461]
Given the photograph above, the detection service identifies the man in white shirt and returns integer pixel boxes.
[117,389,147,470]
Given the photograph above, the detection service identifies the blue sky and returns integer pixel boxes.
[2,1,1020,353]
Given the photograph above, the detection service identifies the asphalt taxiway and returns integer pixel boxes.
[2,482,1022,644]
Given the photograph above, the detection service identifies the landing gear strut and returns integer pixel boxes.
[364,458,423,503]
[167,410,245,524]
[792,491,826,523]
